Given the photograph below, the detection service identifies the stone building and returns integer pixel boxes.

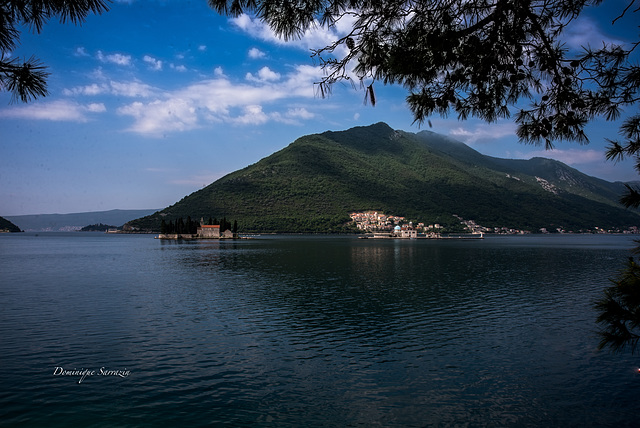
[197,224,220,238]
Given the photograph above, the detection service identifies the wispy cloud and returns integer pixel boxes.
[0,100,106,122]
[171,172,227,187]
[109,80,157,97]
[145,167,178,173]
[63,80,157,98]
[63,83,107,96]
[517,148,604,165]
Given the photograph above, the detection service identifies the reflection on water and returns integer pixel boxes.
[0,234,639,427]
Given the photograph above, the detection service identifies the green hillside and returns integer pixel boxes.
[0,216,21,233]
[127,123,640,233]
[415,130,628,206]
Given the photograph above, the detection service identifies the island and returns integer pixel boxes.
[156,217,239,240]
[80,223,118,232]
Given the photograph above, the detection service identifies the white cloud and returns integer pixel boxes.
[117,98,198,134]
[213,66,225,77]
[0,100,106,122]
[448,123,517,144]
[231,14,280,43]
[143,55,163,71]
[63,83,107,96]
[198,45,207,51]
[563,17,625,50]
[233,105,269,125]
[75,47,90,57]
[286,107,314,120]
[86,103,107,113]
[230,14,347,55]
[246,66,281,82]
[64,80,156,98]
[97,51,132,66]
[271,107,316,125]
[117,64,322,136]
[248,47,266,59]
[89,67,106,80]
[109,80,156,97]
[170,64,187,72]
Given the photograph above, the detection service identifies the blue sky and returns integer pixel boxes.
[0,0,638,216]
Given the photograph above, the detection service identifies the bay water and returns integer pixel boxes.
[1,233,639,427]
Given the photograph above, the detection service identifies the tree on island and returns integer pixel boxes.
[207,0,640,355]
[160,217,238,234]
[80,223,116,232]
[1,0,110,103]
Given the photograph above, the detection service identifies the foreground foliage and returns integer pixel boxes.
[596,257,640,355]
[1,0,110,102]
[210,2,637,141]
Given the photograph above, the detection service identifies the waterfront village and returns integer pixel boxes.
[349,211,640,237]
[155,212,639,240]
[349,211,486,239]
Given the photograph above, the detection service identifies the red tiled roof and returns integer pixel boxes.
[200,225,220,228]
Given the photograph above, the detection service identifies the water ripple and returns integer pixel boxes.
[1,234,639,426]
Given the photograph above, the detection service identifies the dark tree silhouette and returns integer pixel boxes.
[1,0,110,102]
[595,257,640,355]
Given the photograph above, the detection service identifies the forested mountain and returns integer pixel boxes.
[127,123,640,233]
[0,216,21,233]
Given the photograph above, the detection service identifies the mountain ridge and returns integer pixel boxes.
[7,209,159,232]
[126,123,640,233]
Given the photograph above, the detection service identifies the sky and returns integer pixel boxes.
[1,0,639,216]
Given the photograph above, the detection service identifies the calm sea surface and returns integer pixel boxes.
[1,233,639,427]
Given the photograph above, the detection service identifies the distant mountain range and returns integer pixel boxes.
[124,122,640,233]
[6,209,159,232]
